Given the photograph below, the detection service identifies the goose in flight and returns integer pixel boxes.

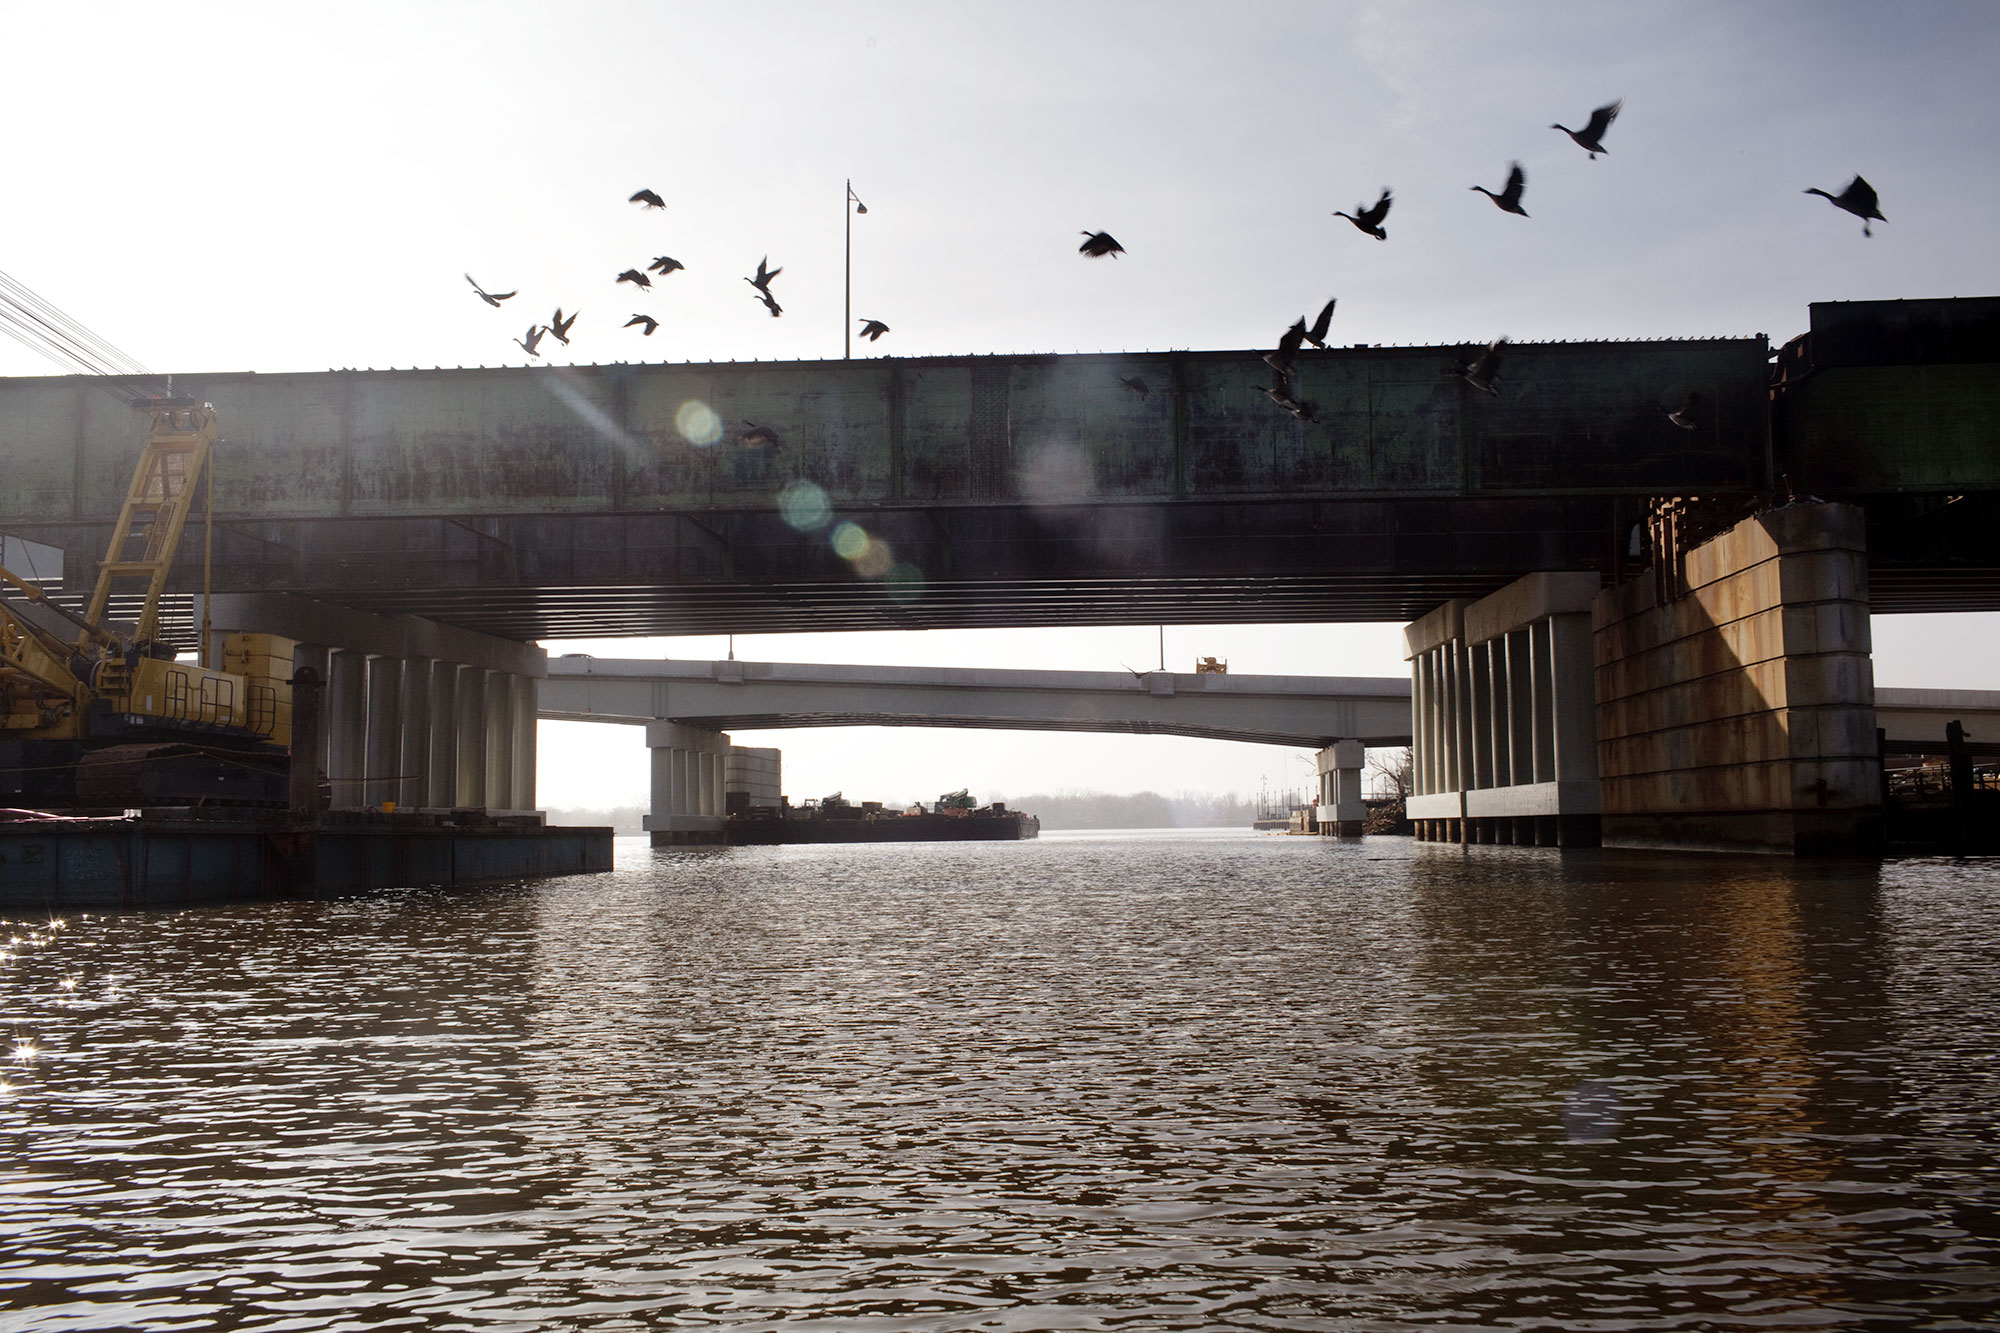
[1667,392,1699,430]
[1472,163,1529,217]
[1119,375,1149,398]
[858,318,890,341]
[1331,188,1392,240]
[739,422,782,448]
[647,256,685,275]
[1263,318,1307,378]
[515,324,546,357]
[745,256,782,294]
[1448,338,1508,395]
[1804,175,1885,236]
[625,314,659,335]
[617,269,652,289]
[1553,99,1621,158]
[755,288,783,318]
[629,188,666,209]
[548,309,578,345]
[465,274,515,307]
[1078,231,1125,258]
[1303,298,1336,350]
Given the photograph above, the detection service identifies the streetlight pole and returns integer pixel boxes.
[845,179,866,360]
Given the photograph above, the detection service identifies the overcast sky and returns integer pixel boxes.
[4,2,1997,810]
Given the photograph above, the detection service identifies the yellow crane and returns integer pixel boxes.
[0,398,297,807]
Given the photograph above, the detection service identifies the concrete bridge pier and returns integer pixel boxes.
[645,722,732,846]
[1404,573,1604,848]
[1314,740,1366,836]
[200,594,544,813]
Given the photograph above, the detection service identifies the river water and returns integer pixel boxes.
[2,829,1997,1330]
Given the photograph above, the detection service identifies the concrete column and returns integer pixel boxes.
[427,659,458,808]
[397,656,431,811]
[1507,629,1534,789]
[483,672,513,810]
[455,665,487,808]
[363,655,403,809]
[1530,620,1555,784]
[644,722,731,845]
[1412,654,1431,796]
[1490,639,1513,788]
[512,675,538,811]
[293,643,333,785]
[326,649,368,810]
[1469,642,1493,791]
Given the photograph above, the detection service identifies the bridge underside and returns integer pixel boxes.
[31,490,2000,643]
[599,711,1368,749]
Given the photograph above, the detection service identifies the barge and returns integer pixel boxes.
[726,789,1039,845]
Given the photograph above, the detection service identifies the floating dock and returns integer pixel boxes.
[0,808,613,910]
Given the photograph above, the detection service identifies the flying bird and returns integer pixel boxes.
[1303,298,1336,350]
[1259,365,1303,411]
[1263,318,1306,378]
[1667,392,1699,430]
[1119,376,1149,398]
[624,314,659,335]
[739,421,782,448]
[647,256,685,275]
[858,318,890,341]
[629,188,666,209]
[617,269,653,289]
[1448,338,1508,395]
[756,289,783,318]
[1804,175,1885,236]
[515,324,546,357]
[1553,99,1622,158]
[548,309,578,345]
[1078,231,1125,258]
[745,256,782,294]
[1332,188,1392,240]
[465,274,515,307]
[1472,163,1529,217]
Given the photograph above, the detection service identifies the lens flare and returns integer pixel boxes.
[778,480,832,531]
[675,400,723,447]
[852,539,894,579]
[831,522,869,561]
[886,563,926,601]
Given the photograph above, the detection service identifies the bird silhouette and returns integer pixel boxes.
[1079,231,1125,258]
[756,289,783,319]
[745,256,782,293]
[515,325,546,357]
[624,314,659,335]
[629,188,666,209]
[548,309,578,345]
[858,318,890,341]
[1553,99,1621,158]
[1259,365,1303,410]
[739,421,781,448]
[1303,298,1336,350]
[1263,319,1307,378]
[1119,376,1149,398]
[1448,338,1508,395]
[465,274,516,307]
[1667,392,1699,430]
[1472,163,1529,216]
[647,256,685,275]
[617,269,653,289]
[1332,189,1392,240]
[1804,175,1885,236]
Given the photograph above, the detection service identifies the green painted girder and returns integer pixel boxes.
[0,339,1772,527]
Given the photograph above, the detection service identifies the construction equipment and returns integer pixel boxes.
[1195,656,1228,674]
[0,399,296,808]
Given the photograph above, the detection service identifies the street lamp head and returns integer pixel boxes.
[855,202,868,214]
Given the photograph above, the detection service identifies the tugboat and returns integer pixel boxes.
[726,788,1040,845]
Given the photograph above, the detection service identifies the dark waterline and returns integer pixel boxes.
[2,830,1997,1330]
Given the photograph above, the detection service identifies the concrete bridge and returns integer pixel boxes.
[2,297,1996,644]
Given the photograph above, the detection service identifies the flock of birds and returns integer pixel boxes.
[465,187,893,365]
[463,106,1887,437]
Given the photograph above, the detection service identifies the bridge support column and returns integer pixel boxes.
[1314,740,1366,836]
[396,656,433,812]
[645,722,730,846]
[362,655,404,809]
[455,667,487,809]
[1404,572,1603,847]
[326,649,368,810]
[1594,501,1882,855]
[426,659,458,808]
